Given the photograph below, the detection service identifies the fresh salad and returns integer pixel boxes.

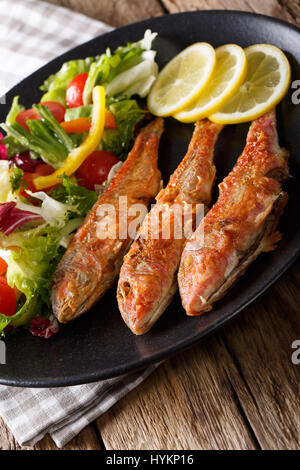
[0,30,158,339]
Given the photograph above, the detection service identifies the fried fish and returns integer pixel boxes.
[51,118,164,323]
[178,110,289,315]
[117,119,224,334]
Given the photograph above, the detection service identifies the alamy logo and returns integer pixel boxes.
[0,340,6,365]
[95,198,205,241]
[0,79,7,105]
[291,80,300,105]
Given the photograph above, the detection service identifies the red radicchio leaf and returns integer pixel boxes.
[13,152,40,173]
[0,144,7,160]
[0,202,44,235]
[29,315,59,339]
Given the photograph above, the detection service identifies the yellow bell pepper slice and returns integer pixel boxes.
[34,86,106,190]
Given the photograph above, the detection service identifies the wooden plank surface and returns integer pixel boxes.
[97,263,300,450]
[0,0,299,451]
[0,417,101,450]
[221,265,300,450]
[97,335,259,450]
[45,0,165,27]
[161,0,294,23]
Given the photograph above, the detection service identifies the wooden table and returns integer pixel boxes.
[1,0,299,451]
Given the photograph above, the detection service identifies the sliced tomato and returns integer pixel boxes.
[0,276,17,317]
[20,172,36,191]
[19,172,38,204]
[16,108,40,132]
[19,163,55,201]
[76,150,120,191]
[33,163,58,192]
[0,258,8,276]
[35,163,55,177]
[66,73,89,108]
[40,101,65,123]
[15,102,65,132]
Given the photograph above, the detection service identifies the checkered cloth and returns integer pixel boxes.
[0,0,158,449]
[0,368,156,447]
[0,0,112,93]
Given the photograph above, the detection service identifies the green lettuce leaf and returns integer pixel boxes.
[5,96,25,125]
[2,135,28,158]
[0,177,96,335]
[102,99,146,159]
[64,98,146,159]
[0,225,64,335]
[1,105,74,168]
[2,97,28,156]
[83,30,158,105]
[64,105,93,121]
[9,166,24,192]
[50,175,97,217]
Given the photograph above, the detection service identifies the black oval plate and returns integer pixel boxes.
[0,10,299,387]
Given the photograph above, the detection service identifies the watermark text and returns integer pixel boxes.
[0,340,6,365]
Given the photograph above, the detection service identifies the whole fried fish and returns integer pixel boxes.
[178,110,289,315]
[51,118,164,323]
[117,120,224,334]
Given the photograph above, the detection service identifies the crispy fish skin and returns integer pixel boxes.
[178,110,289,316]
[117,120,224,334]
[51,118,164,323]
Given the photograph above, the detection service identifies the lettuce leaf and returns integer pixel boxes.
[9,166,24,192]
[1,105,74,168]
[102,99,146,159]
[64,98,146,159]
[64,105,93,121]
[49,175,97,217]
[83,30,157,105]
[5,96,25,125]
[41,30,158,109]
[0,225,64,335]
[0,176,96,334]
[20,191,73,228]
[2,135,28,158]
[2,97,29,156]
[6,226,62,302]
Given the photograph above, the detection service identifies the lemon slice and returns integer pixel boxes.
[174,44,247,122]
[147,43,216,116]
[210,44,291,124]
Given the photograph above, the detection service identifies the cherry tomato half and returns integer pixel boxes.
[76,151,120,191]
[0,276,17,317]
[16,102,65,131]
[35,163,55,177]
[66,73,89,108]
[16,108,40,131]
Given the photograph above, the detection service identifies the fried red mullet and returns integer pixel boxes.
[178,110,289,315]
